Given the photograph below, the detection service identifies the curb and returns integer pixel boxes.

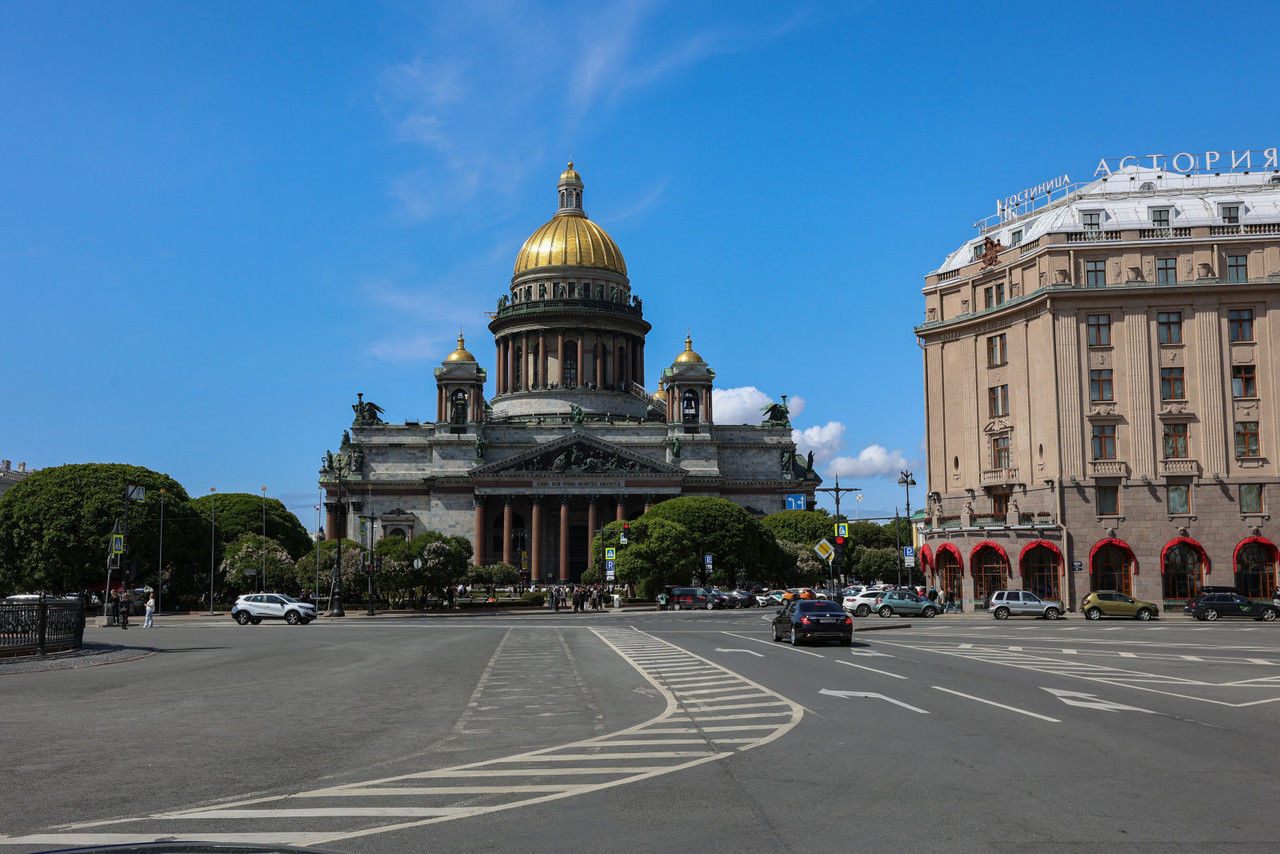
[854,622,914,632]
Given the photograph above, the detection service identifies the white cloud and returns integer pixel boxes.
[787,395,806,418]
[792,421,846,466]
[827,444,911,480]
[712,386,769,424]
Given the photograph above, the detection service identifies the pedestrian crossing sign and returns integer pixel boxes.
[605,547,616,560]
[836,522,848,538]
[111,534,124,554]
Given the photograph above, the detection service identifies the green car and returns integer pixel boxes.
[874,590,939,618]
[1081,591,1159,621]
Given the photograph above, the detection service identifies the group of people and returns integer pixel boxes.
[108,590,157,629]
[547,584,610,613]
[920,586,960,613]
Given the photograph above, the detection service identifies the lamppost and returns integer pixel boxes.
[897,470,916,586]
[208,488,217,616]
[366,484,375,617]
[260,486,267,593]
[329,463,346,617]
[314,497,322,603]
[157,489,165,615]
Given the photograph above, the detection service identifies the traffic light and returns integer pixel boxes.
[620,521,630,544]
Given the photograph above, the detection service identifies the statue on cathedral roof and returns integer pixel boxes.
[761,394,791,428]
[352,392,385,427]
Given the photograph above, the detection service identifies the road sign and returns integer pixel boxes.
[606,569,615,581]
[619,532,628,544]
[605,547,616,560]
[785,493,805,510]
[126,485,146,501]
[605,559,616,572]
[903,545,915,568]
[111,534,124,554]
[359,520,367,535]
[814,539,834,562]
[704,554,713,567]
[836,522,848,538]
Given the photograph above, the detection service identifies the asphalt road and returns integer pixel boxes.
[2,608,1278,852]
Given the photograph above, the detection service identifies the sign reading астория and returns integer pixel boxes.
[1093,147,1278,177]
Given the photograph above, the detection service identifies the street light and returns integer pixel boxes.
[260,486,267,593]
[366,484,375,617]
[157,489,165,615]
[209,488,217,616]
[897,471,916,586]
[329,463,345,617]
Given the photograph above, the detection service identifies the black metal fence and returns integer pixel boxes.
[0,599,86,657]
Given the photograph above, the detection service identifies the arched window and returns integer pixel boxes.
[563,340,578,387]
[1236,542,1276,598]
[1021,545,1060,600]
[937,548,962,605]
[682,390,700,424]
[1091,543,1133,595]
[972,546,1008,608]
[1162,543,1203,600]
[450,389,468,425]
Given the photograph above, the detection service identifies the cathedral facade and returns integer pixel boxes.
[320,164,819,582]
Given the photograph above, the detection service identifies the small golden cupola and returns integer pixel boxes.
[445,332,476,362]
[674,334,704,364]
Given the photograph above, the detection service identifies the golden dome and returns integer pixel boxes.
[674,334,704,364]
[559,161,581,184]
[514,212,627,276]
[652,381,668,402]
[445,333,476,362]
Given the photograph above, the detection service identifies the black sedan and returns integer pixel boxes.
[1185,592,1279,622]
[772,600,853,646]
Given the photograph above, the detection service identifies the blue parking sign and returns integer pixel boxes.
[605,559,616,572]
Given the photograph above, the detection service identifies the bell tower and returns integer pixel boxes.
[434,333,486,430]
[663,334,715,429]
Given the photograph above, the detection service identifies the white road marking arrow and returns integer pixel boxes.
[714,648,764,657]
[1040,687,1156,713]
[819,688,928,714]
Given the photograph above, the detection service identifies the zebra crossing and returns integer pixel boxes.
[0,628,801,850]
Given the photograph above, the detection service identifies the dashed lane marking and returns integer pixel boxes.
[3,628,802,849]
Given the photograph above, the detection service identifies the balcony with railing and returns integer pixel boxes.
[1158,459,1201,477]
[1137,226,1193,239]
[1089,460,1130,478]
[1065,230,1123,243]
[979,467,1019,486]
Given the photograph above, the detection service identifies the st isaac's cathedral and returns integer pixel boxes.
[320,163,820,582]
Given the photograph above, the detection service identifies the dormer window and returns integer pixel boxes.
[1082,211,1101,232]
[1150,208,1171,229]
[1221,204,1240,225]
[1011,229,1023,247]
[971,244,984,261]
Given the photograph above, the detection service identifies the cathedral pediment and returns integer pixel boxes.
[472,432,682,477]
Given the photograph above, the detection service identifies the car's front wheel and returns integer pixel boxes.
[993,607,1010,620]
[1044,607,1060,620]
[286,611,301,625]
[706,601,714,610]
[878,606,893,618]
[235,611,250,625]
[1204,609,1219,622]
[1135,608,1153,621]
[1085,607,1102,621]
[673,603,681,611]
[922,607,937,618]
[1259,608,1276,622]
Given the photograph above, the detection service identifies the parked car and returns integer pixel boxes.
[844,589,884,617]
[231,593,316,625]
[758,590,787,607]
[874,589,939,618]
[772,599,853,645]
[1185,592,1279,622]
[1081,591,1159,621]
[703,588,731,609]
[988,590,1064,620]
[729,589,757,607]
[669,587,710,610]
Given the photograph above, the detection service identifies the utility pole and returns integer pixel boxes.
[814,476,860,587]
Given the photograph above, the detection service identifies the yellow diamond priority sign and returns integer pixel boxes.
[814,539,834,562]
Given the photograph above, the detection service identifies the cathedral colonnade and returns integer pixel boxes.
[493,330,646,392]
[471,492,660,583]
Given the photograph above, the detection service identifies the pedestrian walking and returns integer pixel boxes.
[119,590,131,630]
[143,593,156,628]
[109,591,120,627]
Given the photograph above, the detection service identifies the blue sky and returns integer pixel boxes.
[4,0,1278,527]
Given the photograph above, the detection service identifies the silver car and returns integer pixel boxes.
[989,590,1064,620]
[231,593,316,625]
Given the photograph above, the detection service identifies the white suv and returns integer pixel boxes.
[843,589,884,617]
[988,590,1064,620]
[231,594,316,625]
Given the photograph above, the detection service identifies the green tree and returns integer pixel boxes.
[759,509,833,546]
[294,539,366,596]
[642,497,774,588]
[0,463,205,598]
[411,532,471,595]
[465,562,519,587]
[219,534,295,594]
[189,493,313,560]
[771,540,829,588]
[592,517,698,598]
[855,548,900,584]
